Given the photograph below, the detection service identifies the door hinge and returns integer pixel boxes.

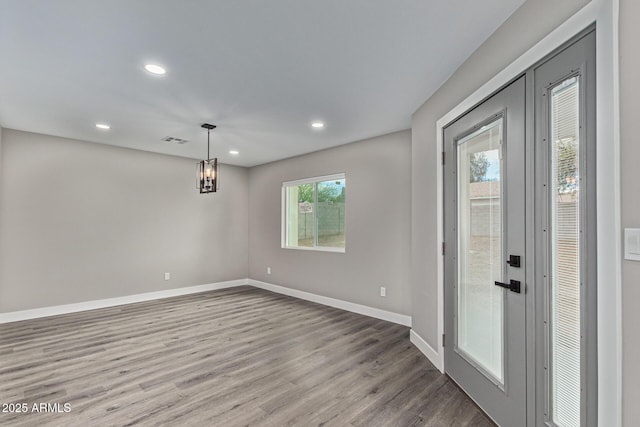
[442,151,445,165]
[442,242,445,255]
[442,334,446,347]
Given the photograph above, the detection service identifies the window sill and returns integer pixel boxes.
[282,245,346,254]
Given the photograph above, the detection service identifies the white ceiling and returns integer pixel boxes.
[0,0,524,167]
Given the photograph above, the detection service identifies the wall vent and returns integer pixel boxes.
[161,136,189,144]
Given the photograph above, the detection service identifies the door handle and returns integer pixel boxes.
[494,280,521,293]
[506,255,521,268]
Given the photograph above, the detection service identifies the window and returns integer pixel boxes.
[548,76,582,427]
[282,173,346,252]
[456,117,504,384]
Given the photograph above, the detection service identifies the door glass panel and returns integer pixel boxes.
[549,76,581,427]
[457,118,504,384]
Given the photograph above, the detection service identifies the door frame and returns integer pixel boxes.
[427,0,621,425]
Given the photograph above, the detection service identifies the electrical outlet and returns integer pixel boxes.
[267,267,271,275]
[164,272,170,281]
[380,286,386,297]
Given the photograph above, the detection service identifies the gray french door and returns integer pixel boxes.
[442,30,596,427]
[443,76,526,426]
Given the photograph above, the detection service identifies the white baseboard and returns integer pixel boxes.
[410,329,443,372]
[0,278,413,328]
[0,279,249,324]
[248,279,412,327]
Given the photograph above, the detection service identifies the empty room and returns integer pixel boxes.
[0,0,636,426]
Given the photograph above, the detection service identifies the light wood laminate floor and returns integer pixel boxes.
[0,286,493,426]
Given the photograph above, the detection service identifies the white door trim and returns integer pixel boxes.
[433,0,621,424]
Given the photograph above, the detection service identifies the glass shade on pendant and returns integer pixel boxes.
[197,158,218,193]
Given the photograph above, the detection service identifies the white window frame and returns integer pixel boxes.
[281,173,346,253]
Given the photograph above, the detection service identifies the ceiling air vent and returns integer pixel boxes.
[161,136,189,144]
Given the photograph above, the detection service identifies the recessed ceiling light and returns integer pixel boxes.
[95,123,110,130]
[311,121,325,129]
[144,64,166,75]
[229,150,239,155]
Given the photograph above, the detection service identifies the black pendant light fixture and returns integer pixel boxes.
[197,123,218,193]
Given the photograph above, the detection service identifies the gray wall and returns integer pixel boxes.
[620,0,640,423]
[0,129,249,312]
[0,126,3,271]
[410,0,590,348]
[249,130,412,316]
